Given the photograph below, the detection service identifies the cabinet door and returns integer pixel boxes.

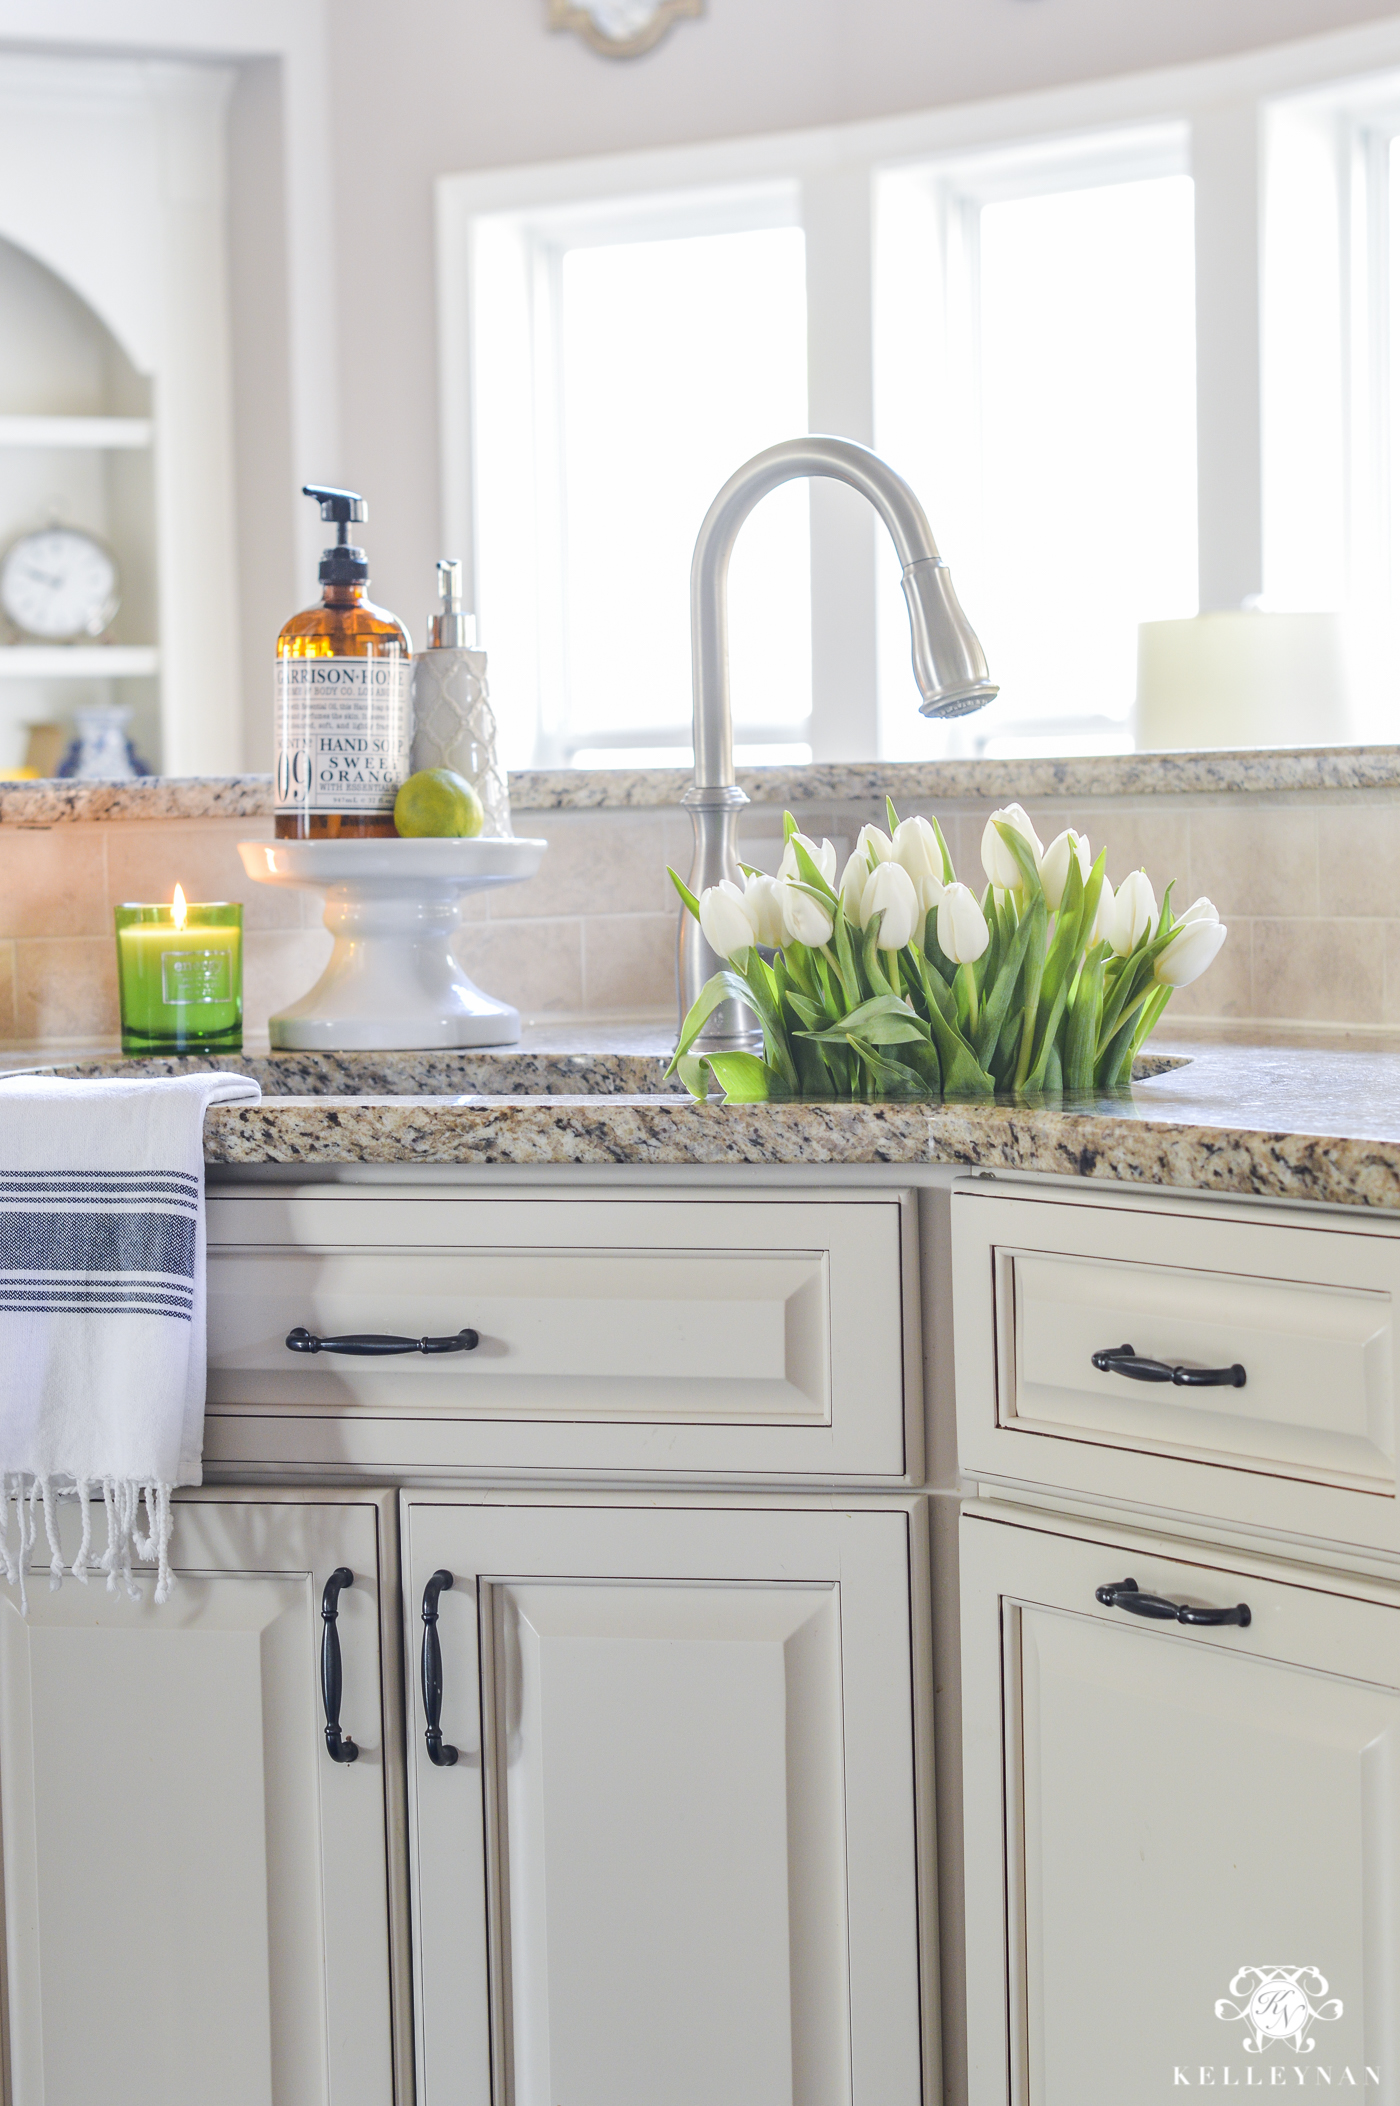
[0,1491,407,2106]
[961,1507,1400,2105]
[402,1496,930,2106]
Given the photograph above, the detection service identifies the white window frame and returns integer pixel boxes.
[437,13,1400,767]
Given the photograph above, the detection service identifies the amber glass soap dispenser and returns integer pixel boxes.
[274,484,413,838]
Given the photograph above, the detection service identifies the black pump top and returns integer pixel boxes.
[303,483,369,584]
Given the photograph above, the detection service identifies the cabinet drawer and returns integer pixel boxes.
[205,1191,914,1480]
[953,1186,1400,1550]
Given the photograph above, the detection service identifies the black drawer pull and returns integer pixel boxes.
[321,1567,359,1762]
[1091,1341,1245,1388]
[421,1570,459,1767]
[287,1326,479,1357]
[1096,1576,1251,1628]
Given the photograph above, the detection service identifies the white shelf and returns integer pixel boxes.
[0,414,153,449]
[0,645,158,678]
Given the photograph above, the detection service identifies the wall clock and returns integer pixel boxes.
[0,524,120,642]
[548,0,703,59]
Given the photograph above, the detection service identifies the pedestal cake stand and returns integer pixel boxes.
[238,835,547,1050]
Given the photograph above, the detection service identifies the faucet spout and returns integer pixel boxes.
[678,436,996,1048]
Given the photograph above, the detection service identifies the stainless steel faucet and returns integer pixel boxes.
[677,435,997,1050]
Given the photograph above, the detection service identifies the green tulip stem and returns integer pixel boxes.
[960,960,979,1036]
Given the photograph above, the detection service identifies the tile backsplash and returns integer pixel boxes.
[0,785,1397,1046]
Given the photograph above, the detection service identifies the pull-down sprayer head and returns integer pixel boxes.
[900,558,998,718]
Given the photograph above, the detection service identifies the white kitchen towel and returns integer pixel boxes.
[0,1069,260,1607]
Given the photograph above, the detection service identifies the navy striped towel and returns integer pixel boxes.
[0,1069,260,1607]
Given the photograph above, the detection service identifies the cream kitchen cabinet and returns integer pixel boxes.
[0,1490,409,2106]
[0,1484,932,2106]
[401,1494,933,2106]
[204,1189,918,1484]
[959,1502,1400,2106]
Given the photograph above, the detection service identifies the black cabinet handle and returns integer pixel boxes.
[1096,1576,1251,1628]
[287,1326,479,1357]
[1091,1341,1245,1388]
[321,1567,360,1762]
[421,1570,459,1767]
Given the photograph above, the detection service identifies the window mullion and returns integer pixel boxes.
[801,165,879,763]
[1192,101,1266,612]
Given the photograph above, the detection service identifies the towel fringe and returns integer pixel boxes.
[0,1477,174,1614]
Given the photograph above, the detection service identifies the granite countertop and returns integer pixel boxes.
[10,1026,1399,1213]
[189,1037,1399,1210]
[3,743,1399,822]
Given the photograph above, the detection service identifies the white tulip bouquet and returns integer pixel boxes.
[667,800,1227,1103]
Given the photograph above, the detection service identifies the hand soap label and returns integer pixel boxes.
[275,657,413,813]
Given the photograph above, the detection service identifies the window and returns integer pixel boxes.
[462,185,810,771]
[439,18,1400,769]
[877,133,1198,757]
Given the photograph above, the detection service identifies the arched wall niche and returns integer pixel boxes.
[0,233,159,772]
[0,234,150,416]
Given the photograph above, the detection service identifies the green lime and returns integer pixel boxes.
[394,768,484,839]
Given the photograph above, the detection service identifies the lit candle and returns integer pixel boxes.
[114,885,243,1055]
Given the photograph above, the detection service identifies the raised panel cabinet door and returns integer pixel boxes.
[0,1491,406,2106]
[961,1507,1400,2106]
[402,1496,932,2106]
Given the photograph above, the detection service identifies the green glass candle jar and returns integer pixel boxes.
[114,894,243,1055]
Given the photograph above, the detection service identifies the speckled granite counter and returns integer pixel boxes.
[185,1037,1397,1213]
[10,1029,1398,1212]
[4,742,1399,822]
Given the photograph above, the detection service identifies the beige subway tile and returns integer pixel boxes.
[582,914,676,1014]
[106,818,301,932]
[1160,920,1253,1021]
[241,929,334,1039]
[0,824,107,937]
[14,937,119,1042]
[1252,919,1384,1025]
[1385,923,1400,1027]
[1317,804,1400,917]
[0,939,14,1038]
[490,811,675,920]
[453,918,584,1016]
[1091,809,1191,900]
[1189,806,1317,919]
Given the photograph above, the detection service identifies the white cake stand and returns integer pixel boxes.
[238,836,547,1050]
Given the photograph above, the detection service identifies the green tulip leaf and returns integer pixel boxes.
[706,1050,787,1103]
[668,867,701,919]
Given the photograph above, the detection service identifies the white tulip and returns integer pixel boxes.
[1089,875,1116,946]
[854,822,894,867]
[917,871,947,917]
[891,815,944,884]
[1174,895,1220,930]
[937,882,990,965]
[778,831,837,885]
[1155,916,1228,987]
[981,802,1045,889]
[860,860,921,950]
[1039,828,1092,911]
[741,871,787,949]
[1107,869,1158,957]
[698,879,756,961]
[780,880,835,948]
[837,848,870,923]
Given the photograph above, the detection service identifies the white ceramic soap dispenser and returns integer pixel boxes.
[410,560,512,836]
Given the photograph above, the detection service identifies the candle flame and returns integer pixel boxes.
[172,883,187,930]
